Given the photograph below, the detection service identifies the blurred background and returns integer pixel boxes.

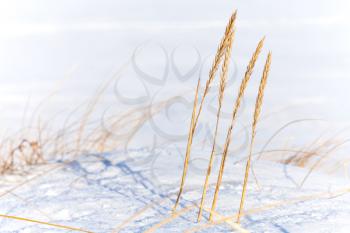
[0,1,349,156]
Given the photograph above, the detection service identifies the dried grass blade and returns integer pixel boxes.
[209,38,265,221]
[237,52,272,223]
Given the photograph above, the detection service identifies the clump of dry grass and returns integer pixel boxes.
[0,64,178,175]
[0,138,44,174]
[173,10,237,212]
[171,9,274,225]
[209,37,265,221]
[237,52,272,223]
[197,29,236,222]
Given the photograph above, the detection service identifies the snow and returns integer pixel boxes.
[0,1,349,232]
[0,147,349,232]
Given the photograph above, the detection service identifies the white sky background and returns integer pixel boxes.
[0,0,349,133]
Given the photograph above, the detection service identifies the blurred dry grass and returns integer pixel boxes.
[0,72,181,175]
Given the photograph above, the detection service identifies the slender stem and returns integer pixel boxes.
[209,38,265,221]
[197,30,235,222]
[173,78,201,211]
[237,52,271,223]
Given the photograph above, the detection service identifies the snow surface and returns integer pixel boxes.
[0,147,349,232]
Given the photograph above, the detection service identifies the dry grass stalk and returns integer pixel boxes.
[200,207,249,233]
[193,10,237,128]
[75,80,111,155]
[197,29,235,222]
[146,205,197,233]
[173,78,201,211]
[188,186,350,233]
[237,52,272,223]
[0,214,93,233]
[209,38,265,221]
[173,10,237,212]
[299,139,349,188]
